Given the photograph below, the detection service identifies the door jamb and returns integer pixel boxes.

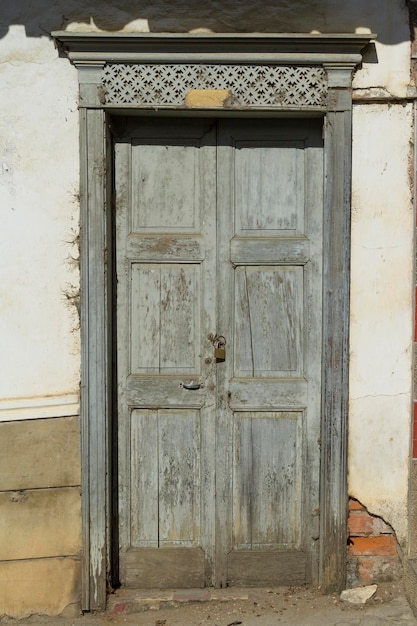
[53,32,374,610]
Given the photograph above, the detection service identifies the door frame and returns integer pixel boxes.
[53,31,375,611]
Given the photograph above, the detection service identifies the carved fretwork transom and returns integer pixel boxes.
[102,63,328,107]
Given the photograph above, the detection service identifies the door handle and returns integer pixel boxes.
[181,381,201,390]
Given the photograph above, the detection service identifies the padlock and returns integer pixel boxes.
[214,346,226,361]
[214,336,226,361]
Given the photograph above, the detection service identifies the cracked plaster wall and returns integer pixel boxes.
[0,35,80,413]
[0,0,414,543]
[350,102,414,545]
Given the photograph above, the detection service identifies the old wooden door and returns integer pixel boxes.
[115,117,323,589]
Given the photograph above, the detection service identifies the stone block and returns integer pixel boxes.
[0,416,80,490]
[0,487,81,560]
[357,555,400,582]
[185,89,231,107]
[0,557,80,619]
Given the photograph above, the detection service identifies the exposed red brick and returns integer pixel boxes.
[348,499,366,511]
[348,512,375,535]
[348,536,397,557]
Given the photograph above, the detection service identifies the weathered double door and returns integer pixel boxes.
[115,117,323,588]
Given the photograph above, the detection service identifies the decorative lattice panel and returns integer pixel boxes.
[102,64,328,108]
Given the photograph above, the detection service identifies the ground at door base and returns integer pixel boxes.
[3,581,417,625]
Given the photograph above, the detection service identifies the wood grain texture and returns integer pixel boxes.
[231,237,309,265]
[80,108,109,610]
[116,119,217,587]
[234,266,303,377]
[131,139,200,232]
[125,547,205,588]
[319,103,352,592]
[215,118,323,586]
[130,409,200,547]
[232,413,302,549]
[227,551,306,586]
[234,140,304,234]
[130,264,200,374]
[72,40,363,604]
[117,117,323,589]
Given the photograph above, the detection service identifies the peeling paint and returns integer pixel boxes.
[0,0,414,614]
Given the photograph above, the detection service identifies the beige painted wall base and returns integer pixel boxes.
[0,417,82,618]
[0,557,81,619]
[0,416,80,490]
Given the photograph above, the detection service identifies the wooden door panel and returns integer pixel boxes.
[232,412,302,549]
[130,409,201,547]
[217,118,323,586]
[234,266,303,377]
[234,140,304,234]
[116,118,217,588]
[117,117,323,589]
[130,263,200,375]
[226,550,306,587]
[131,142,199,231]
[125,547,205,588]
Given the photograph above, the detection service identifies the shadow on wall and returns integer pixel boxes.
[0,0,411,44]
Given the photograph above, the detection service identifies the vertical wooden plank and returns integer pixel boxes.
[196,124,217,585]
[159,266,199,373]
[302,134,324,586]
[232,414,253,549]
[320,95,352,591]
[234,268,254,376]
[215,120,237,587]
[80,107,109,610]
[131,265,161,373]
[130,410,159,546]
[250,415,300,546]
[115,137,132,587]
[158,409,200,543]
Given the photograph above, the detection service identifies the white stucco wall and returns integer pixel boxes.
[349,103,414,544]
[0,28,80,419]
[0,0,413,542]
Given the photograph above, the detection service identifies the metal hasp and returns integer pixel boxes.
[181,381,201,390]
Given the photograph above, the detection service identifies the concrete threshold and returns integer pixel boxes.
[107,587,274,616]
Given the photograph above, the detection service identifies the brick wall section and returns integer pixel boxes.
[347,498,401,586]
